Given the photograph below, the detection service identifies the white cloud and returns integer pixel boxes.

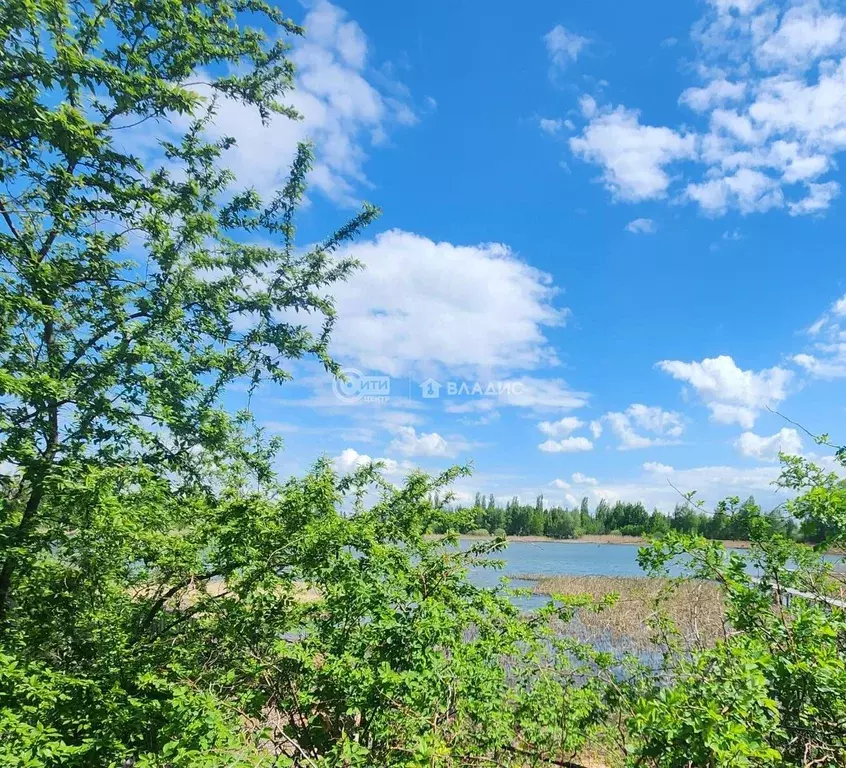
[329,230,565,377]
[334,447,380,473]
[708,0,765,15]
[756,3,846,69]
[643,461,674,475]
[562,1,846,216]
[788,181,841,215]
[389,426,460,458]
[600,404,685,450]
[332,447,411,480]
[708,404,759,429]
[792,292,846,378]
[501,378,589,411]
[539,117,564,135]
[537,417,584,438]
[606,414,658,450]
[579,95,598,119]
[692,5,846,215]
[544,25,590,69]
[658,355,792,427]
[793,350,846,378]
[538,437,594,453]
[628,404,685,436]
[550,478,571,490]
[569,105,696,201]
[680,79,747,112]
[594,460,784,510]
[735,428,803,461]
[625,217,657,234]
[685,169,784,215]
[572,472,598,486]
[589,420,603,439]
[444,377,588,415]
[161,1,419,206]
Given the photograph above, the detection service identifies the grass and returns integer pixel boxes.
[517,574,726,652]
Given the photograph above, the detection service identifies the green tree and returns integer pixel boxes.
[579,496,592,530]
[0,0,378,621]
[0,3,625,766]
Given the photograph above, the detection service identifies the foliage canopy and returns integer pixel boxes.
[2,1,846,767]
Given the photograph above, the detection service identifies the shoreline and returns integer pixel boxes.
[451,533,754,550]
[447,533,845,555]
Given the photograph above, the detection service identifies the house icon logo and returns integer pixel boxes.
[420,378,441,399]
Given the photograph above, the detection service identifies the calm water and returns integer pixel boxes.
[468,540,649,589]
[465,539,846,590]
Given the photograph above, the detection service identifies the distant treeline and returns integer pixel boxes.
[434,492,814,542]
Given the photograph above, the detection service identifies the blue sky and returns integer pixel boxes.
[216,0,846,510]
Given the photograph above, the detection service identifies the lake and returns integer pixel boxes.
[467,540,648,589]
[465,538,846,590]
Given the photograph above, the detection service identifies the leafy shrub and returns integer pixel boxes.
[629,448,846,767]
[0,462,623,767]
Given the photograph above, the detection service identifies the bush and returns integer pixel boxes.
[0,462,622,767]
[630,450,846,767]
[467,527,491,537]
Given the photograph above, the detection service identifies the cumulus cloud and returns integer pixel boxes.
[160,1,419,206]
[625,218,657,234]
[537,417,585,438]
[788,181,841,215]
[755,3,846,69]
[550,478,571,490]
[572,472,599,486]
[544,25,590,70]
[329,230,566,377]
[642,461,674,475]
[600,404,685,450]
[332,447,412,480]
[537,418,594,452]
[685,169,784,215]
[564,0,846,216]
[680,79,747,112]
[658,355,792,427]
[389,426,462,457]
[538,437,594,453]
[735,428,803,461]
[569,105,696,201]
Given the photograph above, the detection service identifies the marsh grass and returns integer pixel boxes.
[518,574,726,652]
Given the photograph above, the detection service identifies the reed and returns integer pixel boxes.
[517,574,726,651]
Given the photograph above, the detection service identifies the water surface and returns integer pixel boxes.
[465,539,845,590]
[468,540,648,589]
